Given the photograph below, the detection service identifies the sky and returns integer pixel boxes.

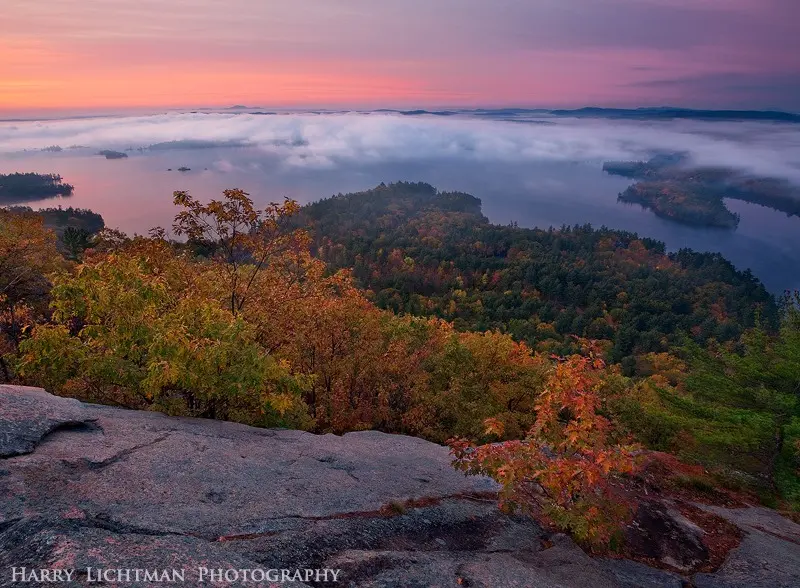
[1,0,798,113]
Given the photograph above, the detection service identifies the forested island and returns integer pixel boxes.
[605,153,800,228]
[0,172,74,204]
[618,181,741,228]
[3,206,105,260]
[98,149,128,159]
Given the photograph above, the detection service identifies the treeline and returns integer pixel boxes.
[302,182,776,369]
[6,206,105,234]
[0,173,74,203]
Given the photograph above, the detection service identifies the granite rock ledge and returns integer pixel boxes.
[1,385,799,587]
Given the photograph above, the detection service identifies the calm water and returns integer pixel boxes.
[2,146,799,294]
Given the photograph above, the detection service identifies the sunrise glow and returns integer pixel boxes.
[2,0,798,114]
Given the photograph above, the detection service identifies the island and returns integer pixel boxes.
[0,172,74,204]
[618,181,740,228]
[604,153,800,228]
[4,205,103,234]
[98,149,128,159]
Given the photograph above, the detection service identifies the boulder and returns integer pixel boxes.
[0,386,95,457]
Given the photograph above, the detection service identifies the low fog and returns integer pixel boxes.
[2,112,800,183]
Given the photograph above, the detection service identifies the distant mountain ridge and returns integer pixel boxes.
[372,106,800,123]
[5,106,798,124]
[548,107,800,123]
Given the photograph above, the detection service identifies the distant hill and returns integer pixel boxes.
[548,107,800,123]
[147,139,248,151]
[469,108,551,116]
[364,107,800,123]
[198,106,800,123]
[373,109,460,116]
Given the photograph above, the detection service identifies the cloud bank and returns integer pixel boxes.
[2,112,800,182]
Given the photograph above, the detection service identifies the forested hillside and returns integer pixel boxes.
[303,182,777,368]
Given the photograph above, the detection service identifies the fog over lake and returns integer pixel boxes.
[1,111,799,293]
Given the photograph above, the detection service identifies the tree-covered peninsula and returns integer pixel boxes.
[605,154,800,228]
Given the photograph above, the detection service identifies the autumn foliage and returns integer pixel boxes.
[4,184,799,547]
[450,347,639,546]
[0,209,64,380]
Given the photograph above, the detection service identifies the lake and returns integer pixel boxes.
[1,112,799,294]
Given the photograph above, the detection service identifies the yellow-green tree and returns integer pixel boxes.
[17,238,300,424]
[414,329,549,442]
[0,209,64,381]
[171,189,309,316]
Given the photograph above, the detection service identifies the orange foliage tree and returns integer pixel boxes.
[276,293,439,433]
[449,345,639,546]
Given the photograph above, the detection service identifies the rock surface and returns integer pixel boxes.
[2,385,799,587]
[624,501,708,572]
[692,505,800,588]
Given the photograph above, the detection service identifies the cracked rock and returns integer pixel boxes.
[2,386,800,587]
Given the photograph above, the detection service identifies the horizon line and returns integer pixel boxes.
[2,104,798,124]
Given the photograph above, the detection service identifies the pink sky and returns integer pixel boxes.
[1,0,798,113]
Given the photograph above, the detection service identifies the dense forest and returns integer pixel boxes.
[302,182,776,368]
[0,172,74,204]
[618,181,740,228]
[604,154,800,228]
[1,184,797,546]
